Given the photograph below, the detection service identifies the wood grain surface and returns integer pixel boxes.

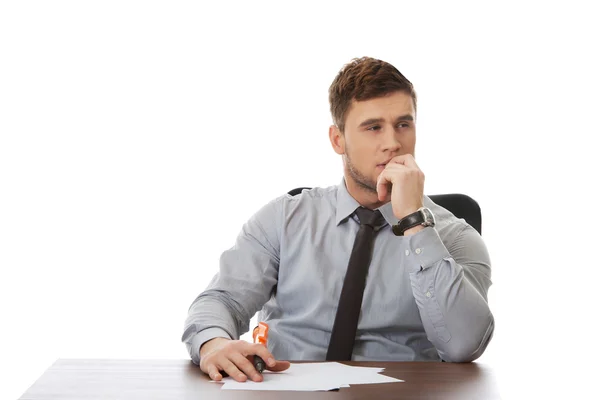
[19,359,501,400]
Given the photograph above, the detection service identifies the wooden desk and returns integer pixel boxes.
[19,359,501,399]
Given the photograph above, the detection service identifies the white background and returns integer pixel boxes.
[1,1,598,398]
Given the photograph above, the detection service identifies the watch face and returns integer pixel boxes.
[420,208,435,226]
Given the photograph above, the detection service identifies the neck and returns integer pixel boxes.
[343,173,387,210]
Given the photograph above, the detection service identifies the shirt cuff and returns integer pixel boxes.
[405,227,452,273]
[189,327,232,365]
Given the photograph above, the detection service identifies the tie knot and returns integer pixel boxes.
[354,207,386,228]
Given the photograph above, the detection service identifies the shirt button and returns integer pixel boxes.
[426,291,432,298]
[415,248,422,255]
[405,250,410,256]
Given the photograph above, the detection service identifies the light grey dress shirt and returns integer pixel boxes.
[182,179,494,365]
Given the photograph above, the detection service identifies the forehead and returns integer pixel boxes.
[346,91,415,123]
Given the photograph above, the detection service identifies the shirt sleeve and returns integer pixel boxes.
[181,197,282,365]
[405,224,494,362]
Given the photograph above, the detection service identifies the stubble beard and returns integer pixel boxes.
[344,152,378,195]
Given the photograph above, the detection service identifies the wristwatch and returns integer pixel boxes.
[392,207,436,236]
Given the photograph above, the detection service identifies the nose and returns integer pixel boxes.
[381,125,402,153]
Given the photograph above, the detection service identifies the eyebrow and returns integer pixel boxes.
[358,114,414,128]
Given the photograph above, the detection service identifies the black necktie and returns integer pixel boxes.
[326,207,386,361]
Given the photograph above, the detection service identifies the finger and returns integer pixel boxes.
[230,353,263,382]
[266,360,291,372]
[389,154,419,169]
[207,364,223,381]
[219,358,247,382]
[247,343,277,369]
[376,170,392,202]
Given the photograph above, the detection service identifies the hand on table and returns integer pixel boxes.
[199,337,290,382]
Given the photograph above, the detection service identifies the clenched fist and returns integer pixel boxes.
[376,154,425,221]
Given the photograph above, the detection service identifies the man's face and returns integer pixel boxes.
[337,91,417,193]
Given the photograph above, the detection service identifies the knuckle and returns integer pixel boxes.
[253,343,267,353]
[238,355,253,366]
[207,366,218,378]
[231,340,245,350]
[201,355,214,370]
[224,364,238,375]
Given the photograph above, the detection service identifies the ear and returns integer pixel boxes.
[329,125,345,155]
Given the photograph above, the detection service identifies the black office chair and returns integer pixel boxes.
[288,187,482,235]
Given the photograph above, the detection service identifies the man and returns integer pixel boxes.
[182,56,494,383]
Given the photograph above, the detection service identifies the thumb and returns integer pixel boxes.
[266,360,291,372]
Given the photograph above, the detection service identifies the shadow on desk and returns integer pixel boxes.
[20,359,501,400]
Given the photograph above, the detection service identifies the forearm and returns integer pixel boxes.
[406,226,494,362]
[182,291,247,365]
[182,197,283,364]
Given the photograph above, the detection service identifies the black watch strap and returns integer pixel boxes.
[392,210,425,236]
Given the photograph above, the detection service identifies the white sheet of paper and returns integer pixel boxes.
[211,362,403,391]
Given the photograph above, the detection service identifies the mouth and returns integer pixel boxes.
[377,159,392,168]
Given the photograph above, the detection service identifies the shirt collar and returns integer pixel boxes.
[335,178,398,227]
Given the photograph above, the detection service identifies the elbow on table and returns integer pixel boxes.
[441,317,495,363]
[441,344,482,363]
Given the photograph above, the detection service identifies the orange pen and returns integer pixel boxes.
[252,322,269,374]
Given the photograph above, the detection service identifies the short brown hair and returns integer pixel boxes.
[329,57,417,132]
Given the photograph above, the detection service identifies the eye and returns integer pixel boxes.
[367,125,381,131]
[397,123,410,129]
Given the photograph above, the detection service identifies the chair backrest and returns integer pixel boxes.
[428,193,481,234]
[288,188,482,234]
